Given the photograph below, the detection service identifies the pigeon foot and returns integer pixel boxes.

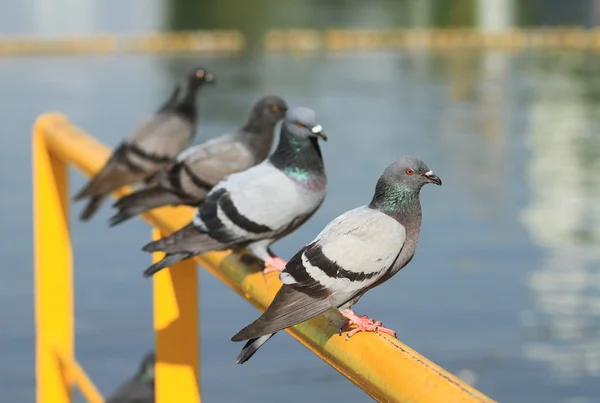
[339,309,397,340]
[263,256,287,274]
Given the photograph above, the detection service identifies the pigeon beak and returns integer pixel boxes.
[422,170,442,186]
[204,73,215,84]
[310,125,327,141]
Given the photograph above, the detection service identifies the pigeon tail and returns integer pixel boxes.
[142,222,225,255]
[143,253,192,277]
[236,333,276,364]
[79,194,108,221]
[110,187,184,227]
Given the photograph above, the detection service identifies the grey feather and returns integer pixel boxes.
[141,106,328,277]
[142,223,224,255]
[79,194,108,221]
[108,96,287,226]
[143,253,192,277]
[109,187,185,227]
[105,352,155,403]
[73,66,213,221]
[231,156,442,362]
[231,285,331,341]
[236,333,277,364]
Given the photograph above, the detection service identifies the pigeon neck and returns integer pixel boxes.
[159,81,199,124]
[269,127,325,187]
[369,181,422,230]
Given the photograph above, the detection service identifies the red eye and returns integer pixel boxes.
[405,169,414,175]
[296,122,303,128]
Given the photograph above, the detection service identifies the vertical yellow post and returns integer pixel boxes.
[152,228,200,403]
[33,123,73,403]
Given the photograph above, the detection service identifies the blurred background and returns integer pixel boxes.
[2,0,600,402]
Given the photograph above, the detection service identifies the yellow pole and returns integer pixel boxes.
[40,112,496,403]
[33,120,73,403]
[153,228,201,403]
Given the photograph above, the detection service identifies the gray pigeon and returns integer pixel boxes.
[73,66,214,221]
[141,106,328,277]
[105,352,154,403]
[231,156,441,364]
[108,95,288,227]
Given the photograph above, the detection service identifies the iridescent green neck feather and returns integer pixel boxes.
[369,180,422,227]
[269,126,325,188]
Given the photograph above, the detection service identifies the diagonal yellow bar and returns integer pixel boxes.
[153,228,201,403]
[36,112,497,403]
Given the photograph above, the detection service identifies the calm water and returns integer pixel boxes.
[2,2,600,403]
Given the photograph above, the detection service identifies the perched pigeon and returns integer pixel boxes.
[231,156,442,364]
[108,95,288,227]
[141,106,328,277]
[73,66,214,221]
[105,352,155,403]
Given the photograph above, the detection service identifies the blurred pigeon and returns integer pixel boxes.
[108,95,288,227]
[73,66,214,221]
[231,156,442,364]
[105,351,154,403]
[141,106,328,277]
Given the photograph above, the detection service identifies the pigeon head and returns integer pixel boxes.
[251,95,288,125]
[371,156,441,214]
[186,66,215,87]
[383,156,442,188]
[283,107,327,142]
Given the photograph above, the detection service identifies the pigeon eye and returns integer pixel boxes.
[296,122,303,128]
[405,169,414,175]
[271,105,279,112]
[196,70,205,78]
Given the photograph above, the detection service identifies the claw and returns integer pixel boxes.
[339,309,397,340]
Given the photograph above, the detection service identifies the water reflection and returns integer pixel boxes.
[521,54,600,379]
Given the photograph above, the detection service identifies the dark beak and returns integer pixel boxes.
[310,125,327,141]
[422,170,442,186]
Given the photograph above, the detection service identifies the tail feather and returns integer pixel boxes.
[143,253,192,277]
[235,333,276,364]
[79,194,108,221]
[142,223,225,255]
[110,187,184,227]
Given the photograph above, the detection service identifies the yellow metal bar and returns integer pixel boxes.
[33,119,74,403]
[38,112,497,403]
[54,348,104,403]
[5,28,600,56]
[153,228,201,403]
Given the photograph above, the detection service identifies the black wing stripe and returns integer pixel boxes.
[217,191,273,234]
[305,243,379,282]
[112,144,145,173]
[126,143,173,164]
[285,245,331,299]
[182,164,214,192]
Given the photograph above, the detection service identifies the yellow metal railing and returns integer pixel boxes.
[8,28,600,55]
[33,112,497,403]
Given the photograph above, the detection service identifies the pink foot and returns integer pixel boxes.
[339,310,397,340]
[263,256,287,274]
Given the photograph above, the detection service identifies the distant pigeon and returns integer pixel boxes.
[73,66,214,221]
[108,95,288,227]
[231,156,442,364]
[141,106,328,277]
[105,352,154,403]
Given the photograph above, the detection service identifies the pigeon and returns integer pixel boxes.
[73,66,214,221]
[108,95,288,227]
[231,156,442,364]
[141,106,328,277]
[105,352,155,403]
